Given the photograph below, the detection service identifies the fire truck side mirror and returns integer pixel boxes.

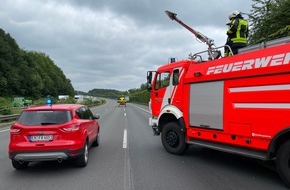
[147,71,152,84]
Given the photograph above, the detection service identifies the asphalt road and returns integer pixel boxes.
[0,99,288,190]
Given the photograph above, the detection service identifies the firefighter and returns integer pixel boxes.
[224,20,233,57]
[226,11,249,55]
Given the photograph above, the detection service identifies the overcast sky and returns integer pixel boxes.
[0,0,253,92]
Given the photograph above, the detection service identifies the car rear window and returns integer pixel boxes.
[18,110,72,126]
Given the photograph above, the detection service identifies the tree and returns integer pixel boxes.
[248,0,290,44]
[0,28,75,99]
[88,89,127,99]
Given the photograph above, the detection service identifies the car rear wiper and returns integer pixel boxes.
[40,122,58,125]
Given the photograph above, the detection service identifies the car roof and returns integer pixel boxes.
[23,104,84,111]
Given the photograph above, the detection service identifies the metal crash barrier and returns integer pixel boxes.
[0,114,20,123]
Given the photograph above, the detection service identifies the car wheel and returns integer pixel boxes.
[276,140,290,188]
[75,142,89,167]
[12,159,29,170]
[92,129,100,147]
[161,122,188,155]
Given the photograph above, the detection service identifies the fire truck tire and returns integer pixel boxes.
[161,122,188,155]
[276,140,290,188]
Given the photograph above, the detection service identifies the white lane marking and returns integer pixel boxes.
[0,129,10,133]
[124,113,126,117]
[123,129,127,149]
[129,104,150,114]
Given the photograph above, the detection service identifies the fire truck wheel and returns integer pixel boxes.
[276,140,290,188]
[161,122,187,155]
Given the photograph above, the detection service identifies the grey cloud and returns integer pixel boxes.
[0,0,252,92]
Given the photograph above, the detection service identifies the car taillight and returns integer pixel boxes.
[61,124,80,132]
[10,126,22,134]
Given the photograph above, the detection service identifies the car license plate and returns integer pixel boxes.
[30,135,53,142]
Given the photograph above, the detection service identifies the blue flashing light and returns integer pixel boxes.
[45,98,52,106]
[170,58,176,63]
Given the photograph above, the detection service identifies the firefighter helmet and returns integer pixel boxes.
[229,11,240,20]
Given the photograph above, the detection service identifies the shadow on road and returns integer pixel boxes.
[183,145,285,188]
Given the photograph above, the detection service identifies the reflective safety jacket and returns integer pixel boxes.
[227,17,249,47]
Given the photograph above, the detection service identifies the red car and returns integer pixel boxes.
[9,103,100,169]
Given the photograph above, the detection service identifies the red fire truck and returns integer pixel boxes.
[147,11,290,187]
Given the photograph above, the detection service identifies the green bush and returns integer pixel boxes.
[81,98,105,107]
[0,97,13,115]
[130,90,150,105]
[0,107,12,115]
[57,97,76,104]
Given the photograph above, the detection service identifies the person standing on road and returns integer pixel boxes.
[226,11,249,55]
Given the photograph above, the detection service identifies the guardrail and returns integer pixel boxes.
[0,114,20,123]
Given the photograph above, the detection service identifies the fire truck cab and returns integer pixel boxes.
[147,36,290,187]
